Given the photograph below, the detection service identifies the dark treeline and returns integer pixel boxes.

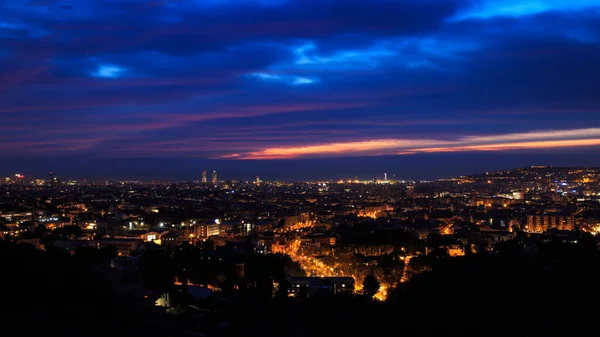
[0,241,186,336]
[0,241,115,336]
[2,233,600,336]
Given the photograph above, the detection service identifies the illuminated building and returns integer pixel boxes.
[212,170,217,184]
[202,170,207,183]
[161,231,184,248]
[191,223,220,239]
[271,242,287,254]
[47,171,61,187]
[446,244,465,257]
[142,231,166,243]
[526,214,575,232]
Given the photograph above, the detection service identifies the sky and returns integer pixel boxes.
[1,0,600,181]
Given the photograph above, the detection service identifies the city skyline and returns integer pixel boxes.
[4,163,600,183]
[2,1,600,178]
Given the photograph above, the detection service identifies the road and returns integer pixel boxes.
[290,249,389,301]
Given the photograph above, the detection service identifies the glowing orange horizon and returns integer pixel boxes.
[414,139,600,153]
[219,127,600,159]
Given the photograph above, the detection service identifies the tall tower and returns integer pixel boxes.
[384,173,387,181]
[202,170,207,183]
[212,170,217,184]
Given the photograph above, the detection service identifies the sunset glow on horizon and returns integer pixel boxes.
[224,128,600,160]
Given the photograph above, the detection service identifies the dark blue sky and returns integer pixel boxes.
[2,0,600,181]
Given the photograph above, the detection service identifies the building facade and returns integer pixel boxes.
[526,214,575,232]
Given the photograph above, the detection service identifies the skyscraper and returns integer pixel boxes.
[212,170,217,184]
[202,170,207,183]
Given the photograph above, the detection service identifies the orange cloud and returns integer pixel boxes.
[240,139,440,159]
[414,139,600,153]
[221,128,600,159]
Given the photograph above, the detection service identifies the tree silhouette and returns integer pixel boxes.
[275,279,292,299]
[139,249,174,294]
[362,274,380,298]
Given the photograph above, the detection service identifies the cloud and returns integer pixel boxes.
[0,135,132,154]
[222,128,600,159]
[0,20,25,30]
[0,66,50,91]
[452,0,600,21]
[291,41,395,69]
[90,64,126,78]
[268,36,480,74]
[248,72,317,85]
[0,101,370,147]
[2,0,456,61]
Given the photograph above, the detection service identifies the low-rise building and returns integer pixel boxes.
[95,238,143,256]
[286,276,355,297]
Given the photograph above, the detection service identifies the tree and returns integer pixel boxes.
[202,238,215,252]
[139,250,174,294]
[495,239,525,258]
[362,274,380,298]
[73,246,116,268]
[284,260,307,277]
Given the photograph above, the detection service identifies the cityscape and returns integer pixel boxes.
[3,166,600,335]
[3,0,600,336]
